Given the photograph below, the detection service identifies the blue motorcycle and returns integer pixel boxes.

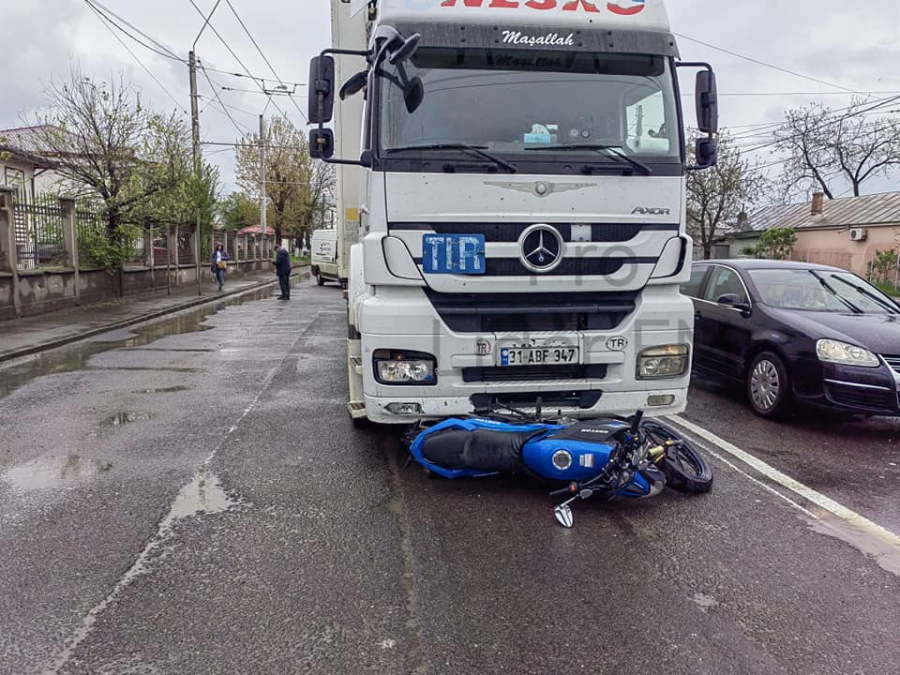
[407,410,712,528]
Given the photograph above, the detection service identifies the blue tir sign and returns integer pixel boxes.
[422,234,486,275]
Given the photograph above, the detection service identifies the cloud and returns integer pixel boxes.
[3,0,898,195]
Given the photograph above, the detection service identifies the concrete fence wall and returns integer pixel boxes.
[0,187,275,321]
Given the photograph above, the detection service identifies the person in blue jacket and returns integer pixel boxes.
[211,243,230,291]
[272,242,292,300]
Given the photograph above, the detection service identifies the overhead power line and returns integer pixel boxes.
[224,0,309,123]
[84,0,183,62]
[675,33,860,94]
[186,0,296,128]
[85,1,189,116]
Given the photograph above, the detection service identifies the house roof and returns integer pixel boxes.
[730,191,900,238]
[237,224,275,236]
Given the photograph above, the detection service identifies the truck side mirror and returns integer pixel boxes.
[695,70,719,134]
[695,137,717,169]
[340,70,368,100]
[308,56,336,124]
[309,129,335,159]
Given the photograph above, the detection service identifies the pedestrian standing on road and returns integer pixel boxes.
[211,243,230,291]
[272,242,293,301]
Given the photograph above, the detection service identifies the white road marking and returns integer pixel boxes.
[669,415,900,575]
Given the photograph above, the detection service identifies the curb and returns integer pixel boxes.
[0,269,310,364]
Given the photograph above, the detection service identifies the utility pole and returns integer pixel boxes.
[189,50,202,296]
[259,114,268,246]
[186,1,222,297]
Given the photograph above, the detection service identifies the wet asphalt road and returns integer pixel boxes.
[1,280,899,675]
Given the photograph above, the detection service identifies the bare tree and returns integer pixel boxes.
[687,130,767,260]
[27,66,184,237]
[774,99,900,200]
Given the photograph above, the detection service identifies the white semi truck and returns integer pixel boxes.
[308,0,719,425]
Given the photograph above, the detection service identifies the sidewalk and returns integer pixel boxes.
[0,268,308,363]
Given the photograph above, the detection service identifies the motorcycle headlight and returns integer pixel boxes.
[816,339,879,368]
[637,345,689,379]
[374,351,437,385]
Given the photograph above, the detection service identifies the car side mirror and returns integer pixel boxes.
[718,293,751,314]
[309,129,335,159]
[695,70,719,134]
[308,56,335,124]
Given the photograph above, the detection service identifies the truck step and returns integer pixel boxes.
[348,401,366,419]
[349,356,363,375]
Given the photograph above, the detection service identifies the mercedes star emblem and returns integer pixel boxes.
[519,224,565,273]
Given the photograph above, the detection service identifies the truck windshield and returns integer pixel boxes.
[377,47,681,166]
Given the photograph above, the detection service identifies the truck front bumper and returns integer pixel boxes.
[357,286,694,425]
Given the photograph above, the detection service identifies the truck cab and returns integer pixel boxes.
[310,0,718,424]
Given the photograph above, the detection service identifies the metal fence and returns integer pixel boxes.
[75,201,106,268]
[177,230,194,266]
[13,194,65,269]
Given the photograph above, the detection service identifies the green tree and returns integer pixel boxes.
[234,117,334,245]
[220,192,258,231]
[757,227,797,260]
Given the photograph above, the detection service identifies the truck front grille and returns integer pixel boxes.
[424,290,637,333]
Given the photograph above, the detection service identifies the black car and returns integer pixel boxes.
[682,259,900,419]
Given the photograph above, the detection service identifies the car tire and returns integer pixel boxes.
[316,272,325,286]
[747,351,792,420]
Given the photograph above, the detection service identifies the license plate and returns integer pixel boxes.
[499,347,580,367]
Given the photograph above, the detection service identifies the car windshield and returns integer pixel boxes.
[377,47,681,164]
[748,269,900,314]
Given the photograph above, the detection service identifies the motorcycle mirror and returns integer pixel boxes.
[554,504,574,528]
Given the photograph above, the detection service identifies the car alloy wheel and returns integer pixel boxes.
[750,359,780,411]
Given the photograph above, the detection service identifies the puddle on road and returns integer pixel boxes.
[808,509,900,577]
[3,454,113,492]
[102,411,153,427]
[169,466,236,520]
[0,285,277,401]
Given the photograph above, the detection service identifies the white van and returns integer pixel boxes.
[311,229,339,286]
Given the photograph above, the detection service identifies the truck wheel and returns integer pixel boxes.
[747,351,792,420]
[316,272,325,286]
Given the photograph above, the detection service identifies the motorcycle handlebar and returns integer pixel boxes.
[550,483,578,499]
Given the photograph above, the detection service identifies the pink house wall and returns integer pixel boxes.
[793,226,899,276]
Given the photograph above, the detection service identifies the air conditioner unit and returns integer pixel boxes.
[849,228,868,242]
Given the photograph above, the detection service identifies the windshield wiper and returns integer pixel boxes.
[386,143,517,173]
[829,275,900,314]
[525,144,652,176]
[809,271,863,314]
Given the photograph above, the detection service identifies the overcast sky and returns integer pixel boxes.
[3,0,899,198]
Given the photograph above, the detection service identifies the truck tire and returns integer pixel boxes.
[316,271,325,286]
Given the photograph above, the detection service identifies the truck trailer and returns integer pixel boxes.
[309,0,719,425]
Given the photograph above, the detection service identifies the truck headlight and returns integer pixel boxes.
[374,350,437,385]
[637,345,689,379]
[816,339,879,368]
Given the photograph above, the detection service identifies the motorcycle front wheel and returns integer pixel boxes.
[662,442,713,494]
